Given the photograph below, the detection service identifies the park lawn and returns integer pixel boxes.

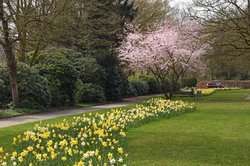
[0,89,249,165]
[126,89,250,166]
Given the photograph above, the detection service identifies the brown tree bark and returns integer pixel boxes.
[0,0,19,107]
[18,31,27,62]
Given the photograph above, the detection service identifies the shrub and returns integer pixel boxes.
[130,80,149,96]
[51,48,107,86]
[126,83,138,97]
[173,82,181,93]
[77,57,106,86]
[17,64,51,109]
[0,64,51,109]
[139,75,161,94]
[79,83,106,103]
[75,79,85,103]
[182,77,198,88]
[0,66,11,107]
[35,51,78,106]
[94,49,128,101]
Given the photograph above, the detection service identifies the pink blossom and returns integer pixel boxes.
[117,20,211,75]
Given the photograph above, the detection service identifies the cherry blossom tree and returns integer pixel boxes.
[117,20,210,98]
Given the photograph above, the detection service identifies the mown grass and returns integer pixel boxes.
[0,90,249,166]
[0,102,96,119]
[126,89,250,166]
[0,109,39,119]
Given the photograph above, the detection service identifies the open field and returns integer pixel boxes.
[127,89,250,166]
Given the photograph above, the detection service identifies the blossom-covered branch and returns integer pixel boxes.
[117,20,211,98]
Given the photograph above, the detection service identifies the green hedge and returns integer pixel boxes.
[126,74,162,97]
[78,83,106,103]
[35,51,78,106]
[0,63,51,109]
[130,80,149,96]
[182,77,197,88]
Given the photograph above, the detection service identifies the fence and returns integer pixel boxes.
[197,80,250,89]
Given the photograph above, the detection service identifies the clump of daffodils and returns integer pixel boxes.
[0,99,196,166]
[198,87,240,95]
[196,88,217,95]
[195,88,233,95]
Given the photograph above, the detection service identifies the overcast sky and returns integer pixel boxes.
[169,0,193,9]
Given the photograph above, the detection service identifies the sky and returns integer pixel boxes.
[169,0,193,9]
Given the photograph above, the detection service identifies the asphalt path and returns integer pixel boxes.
[0,95,158,128]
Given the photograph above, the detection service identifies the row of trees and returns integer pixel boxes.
[189,0,250,80]
[0,0,171,107]
[3,0,249,107]
[117,0,250,98]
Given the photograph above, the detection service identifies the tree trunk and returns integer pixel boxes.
[154,75,172,100]
[0,0,19,107]
[4,45,19,106]
[163,92,173,99]
[18,31,27,62]
[161,81,172,99]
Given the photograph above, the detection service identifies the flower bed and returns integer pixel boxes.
[196,88,217,95]
[0,99,196,166]
[196,88,240,96]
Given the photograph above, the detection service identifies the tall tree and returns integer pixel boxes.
[0,0,18,105]
[190,0,250,51]
[132,0,171,31]
[117,20,210,98]
[50,0,137,101]
[51,0,137,51]
[0,0,69,106]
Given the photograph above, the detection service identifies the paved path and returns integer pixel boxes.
[0,95,157,128]
[246,95,250,100]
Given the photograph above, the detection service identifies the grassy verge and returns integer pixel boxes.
[0,102,96,119]
[0,109,39,119]
[126,89,250,166]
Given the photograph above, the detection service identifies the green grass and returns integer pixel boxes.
[0,90,249,165]
[126,89,250,166]
[0,109,39,119]
[0,102,96,119]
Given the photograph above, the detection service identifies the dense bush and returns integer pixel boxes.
[77,57,106,86]
[17,64,51,108]
[173,82,181,93]
[35,51,78,106]
[0,64,51,109]
[127,74,162,97]
[94,50,128,101]
[139,75,162,94]
[0,66,11,106]
[182,77,198,88]
[79,83,106,103]
[75,79,85,103]
[50,48,107,86]
[126,83,138,97]
[130,80,149,96]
